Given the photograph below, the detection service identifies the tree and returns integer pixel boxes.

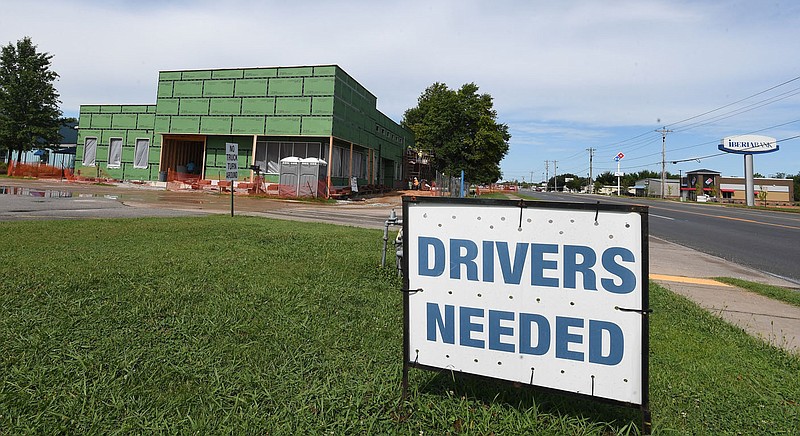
[695,177,703,198]
[595,171,615,186]
[0,37,62,163]
[402,82,510,185]
[549,173,585,192]
[793,173,800,202]
[757,186,768,207]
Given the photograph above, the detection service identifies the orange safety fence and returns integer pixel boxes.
[475,184,519,195]
[163,171,327,198]
[6,162,75,180]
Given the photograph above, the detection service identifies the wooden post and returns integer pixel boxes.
[326,136,334,198]
[349,142,354,180]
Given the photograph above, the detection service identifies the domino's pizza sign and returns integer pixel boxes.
[402,197,649,407]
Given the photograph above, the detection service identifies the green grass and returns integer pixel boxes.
[476,191,513,199]
[720,203,800,213]
[513,192,541,201]
[1,216,798,434]
[714,277,800,307]
[478,191,540,201]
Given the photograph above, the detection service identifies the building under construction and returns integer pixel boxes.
[75,65,413,196]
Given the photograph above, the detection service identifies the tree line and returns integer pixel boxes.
[516,170,680,193]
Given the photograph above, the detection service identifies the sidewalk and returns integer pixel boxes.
[650,237,800,354]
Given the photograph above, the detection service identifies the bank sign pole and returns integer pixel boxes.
[718,135,778,206]
[402,196,651,433]
[226,143,238,217]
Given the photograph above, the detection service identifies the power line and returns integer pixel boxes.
[544,74,800,179]
[665,75,800,128]
[669,134,800,164]
[672,86,800,133]
[584,74,800,156]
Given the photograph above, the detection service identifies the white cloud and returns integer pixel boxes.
[2,0,799,178]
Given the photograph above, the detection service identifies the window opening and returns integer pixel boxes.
[134,138,150,169]
[108,138,123,168]
[83,137,97,166]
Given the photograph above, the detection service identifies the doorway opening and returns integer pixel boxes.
[161,135,205,177]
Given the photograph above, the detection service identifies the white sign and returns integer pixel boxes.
[404,198,648,405]
[719,135,778,154]
[225,143,238,181]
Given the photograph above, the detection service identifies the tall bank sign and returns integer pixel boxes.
[402,197,650,419]
[719,134,778,206]
[719,134,778,154]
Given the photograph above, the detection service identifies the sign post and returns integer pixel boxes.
[719,135,778,206]
[226,142,238,217]
[402,196,650,432]
[614,152,625,196]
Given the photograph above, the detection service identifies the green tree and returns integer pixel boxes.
[757,186,768,206]
[793,173,800,202]
[0,36,62,163]
[402,82,510,185]
[695,177,703,198]
[595,171,615,186]
[557,173,585,192]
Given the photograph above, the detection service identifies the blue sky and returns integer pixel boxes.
[3,0,799,181]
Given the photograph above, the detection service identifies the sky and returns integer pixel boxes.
[3,0,799,182]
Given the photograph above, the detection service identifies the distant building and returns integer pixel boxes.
[681,169,721,201]
[682,169,793,204]
[632,178,680,198]
[719,177,793,204]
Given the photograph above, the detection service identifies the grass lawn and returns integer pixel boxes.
[478,192,540,201]
[1,216,798,434]
[476,192,513,200]
[714,277,800,308]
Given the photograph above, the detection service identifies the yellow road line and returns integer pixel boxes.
[650,274,733,287]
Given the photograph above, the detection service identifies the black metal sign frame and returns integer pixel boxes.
[401,196,650,433]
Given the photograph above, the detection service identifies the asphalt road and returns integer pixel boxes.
[528,190,800,285]
[3,180,798,285]
[0,185,209,221]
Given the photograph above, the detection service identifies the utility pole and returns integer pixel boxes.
[655,127,673,199]
[553,160,558,192]
[586,148,595,193]
[545,161,549,191]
